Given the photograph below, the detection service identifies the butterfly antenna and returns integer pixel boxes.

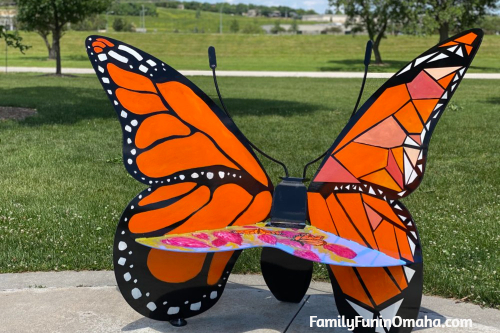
[302,40,373,180]
[208,46,290,178]
[351,40,373,118]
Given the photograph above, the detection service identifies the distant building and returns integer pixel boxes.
[243,9,258,17]
[269,10,281,18]
[177,4,185,10]
[302,14,348,23]
[0,8,16,30]
[262,22,351,35]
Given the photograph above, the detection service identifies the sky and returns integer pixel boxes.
[205,0,331,14]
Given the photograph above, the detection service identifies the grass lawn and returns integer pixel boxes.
[0,74,498,309]
[5,30,500,72]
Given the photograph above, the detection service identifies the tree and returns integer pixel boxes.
[330,0,410,64]
[17,0,112,75]
[229,19,239,33]
[417,0,498,42]
[1,26,30,54]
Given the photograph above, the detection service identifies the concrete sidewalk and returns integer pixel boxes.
[1,271,499,333]
[3,66,500,79]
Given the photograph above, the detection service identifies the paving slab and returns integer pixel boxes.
[0,271,499,333]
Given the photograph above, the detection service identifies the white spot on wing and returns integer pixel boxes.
[147,302,157,311]
[146,59,157,67]
[97,54,107,61]
[167,307,179,314]
[118,44,143,61]
[190,302,201,311]
[108,50,129,63]
[118,241,127,251]
[102,77,110,84]
[139,65,148,73]
[131,288,142,299]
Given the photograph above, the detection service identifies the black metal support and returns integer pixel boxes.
[169,318,187,327]
[268,177,308,229]
[261,247,313,303]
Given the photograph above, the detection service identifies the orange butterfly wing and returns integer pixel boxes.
[86,36,273,321]
[307,29,483,329]
[310,30,483,199]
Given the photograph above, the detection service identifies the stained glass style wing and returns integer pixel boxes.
[86,36,273,322]
[309,29,483,200]
[307,29,483,332]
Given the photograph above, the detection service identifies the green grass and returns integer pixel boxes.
[6,29,500,72]
[0,74,499,308]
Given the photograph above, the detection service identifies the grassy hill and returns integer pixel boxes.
[4,30,500,73]
[113,7,309,34]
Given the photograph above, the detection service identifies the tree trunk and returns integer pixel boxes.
[38,32,56,60]
[439,22,449,42]
[373,41,383,64]
[52,29,62,75]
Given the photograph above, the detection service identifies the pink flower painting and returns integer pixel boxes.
[193,232,210,240]
[258,234,277,245]
[293,249,321,262]
[162,237,210,248]
[323,243,357,259]
[213,231,243,245]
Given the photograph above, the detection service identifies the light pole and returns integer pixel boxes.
[219,4,223,34]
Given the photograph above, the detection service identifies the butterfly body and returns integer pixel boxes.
[87,29,483,332]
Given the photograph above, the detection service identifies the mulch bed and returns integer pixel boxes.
[0,106,37,121]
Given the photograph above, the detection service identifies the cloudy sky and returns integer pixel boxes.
[205,0,331,14]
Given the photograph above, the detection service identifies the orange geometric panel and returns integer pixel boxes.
[395,228,414,262]
[357,267,402,305]
[413,99,439,123]
[330,266,373,307]
[454,32,477,45]
[465,45,473,55]
[326,194,365,246]
[362,195,406,229]
[437,73,456,89]
[307,192,338,235]
[373,221,400,259]
[439,41,458,47]
[394,103,424,133]
[335,143,389,178]
[388,265,409,290]
[361,169,402,192]
[392,147,405,172]
[337,193,378,249]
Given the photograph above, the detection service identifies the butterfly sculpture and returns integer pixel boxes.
[86,29,482,332]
